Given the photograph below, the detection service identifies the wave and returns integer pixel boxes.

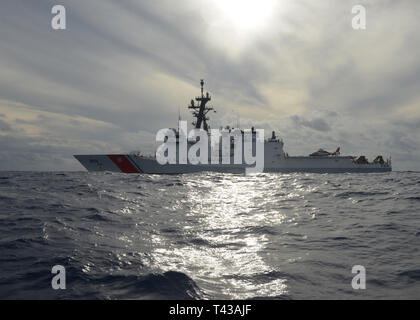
[405,196,420,201]
[335,191,389,198]
[85,213,112,222]
[80,271,204,300]
[1,171,420,299]
[397,269,420,283]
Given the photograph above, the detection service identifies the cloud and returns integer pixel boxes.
[0,0,419,171]
[0,119,15,132]
[290,115,332,132]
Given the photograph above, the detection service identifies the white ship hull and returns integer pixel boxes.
[74,153,391,174]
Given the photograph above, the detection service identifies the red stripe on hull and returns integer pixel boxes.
[107,155,140,173]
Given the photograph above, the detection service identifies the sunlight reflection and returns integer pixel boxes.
[150,174,292,299]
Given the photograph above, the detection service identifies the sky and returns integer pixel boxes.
[0,0,419,171]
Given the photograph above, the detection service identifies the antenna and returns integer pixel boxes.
[188,79,214,132]
[200,79,204,98]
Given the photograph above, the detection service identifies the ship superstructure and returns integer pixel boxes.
[74,80,392,174]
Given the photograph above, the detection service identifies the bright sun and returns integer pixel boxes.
[204,0,285,54]
[214,0,276,31]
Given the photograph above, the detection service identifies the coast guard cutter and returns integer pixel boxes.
[74,80,392,174]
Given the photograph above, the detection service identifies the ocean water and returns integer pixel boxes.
[0,171,419,300]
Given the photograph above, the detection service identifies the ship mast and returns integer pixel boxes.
[188,79,215,132]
